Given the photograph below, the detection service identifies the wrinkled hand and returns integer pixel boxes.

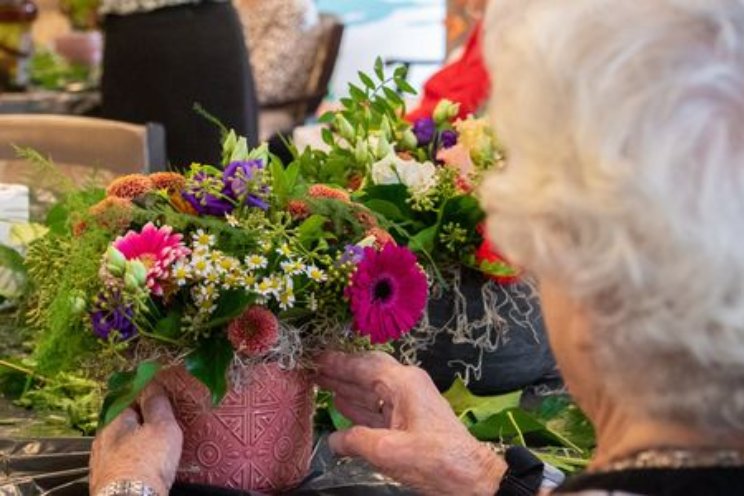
[316,351,506,496]
[89,384,183,495]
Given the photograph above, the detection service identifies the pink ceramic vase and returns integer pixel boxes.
[160,363,314,493]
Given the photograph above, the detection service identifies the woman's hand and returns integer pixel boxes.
[89,384,183,495]
[316,351,506,496]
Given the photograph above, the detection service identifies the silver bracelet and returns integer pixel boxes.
[95,480,160,496]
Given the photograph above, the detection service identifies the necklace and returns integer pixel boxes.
[599,448,744,473]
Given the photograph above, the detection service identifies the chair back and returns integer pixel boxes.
[305,13,345,115]
[0,115,166,186]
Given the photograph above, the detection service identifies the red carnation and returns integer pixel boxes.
[227,306,280,357]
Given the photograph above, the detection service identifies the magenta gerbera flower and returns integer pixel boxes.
[346,244,428,344]
[112,222,190,296]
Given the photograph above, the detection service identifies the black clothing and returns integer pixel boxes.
[101,2,259,169]
[555,467,744,495]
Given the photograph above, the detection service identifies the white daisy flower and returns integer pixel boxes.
[192,229,215,248]
[276,243,293,258]
[280,259,306,276]
[172,260,191,286]
[245,254,269,270]
[190,256,213,278]
[305,265,327,283]
[224,213,240,228]
[256,277,276,297]
[278,285,296,310]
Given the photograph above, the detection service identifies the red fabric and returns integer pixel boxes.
[407,21,490,122]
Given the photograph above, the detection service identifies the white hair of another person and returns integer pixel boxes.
[480,0,744,434]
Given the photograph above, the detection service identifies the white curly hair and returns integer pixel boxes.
[481,0,744,434]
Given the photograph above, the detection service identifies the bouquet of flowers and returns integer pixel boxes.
[9,60,521,490]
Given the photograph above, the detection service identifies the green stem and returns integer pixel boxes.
[507,410,527,447]
[0,359,47,383]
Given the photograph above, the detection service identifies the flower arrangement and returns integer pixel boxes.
[13,60,516,426]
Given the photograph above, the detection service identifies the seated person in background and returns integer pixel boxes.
[407,0,491,122]
[237,0,321,107]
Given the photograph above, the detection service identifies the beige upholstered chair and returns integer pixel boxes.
[258,13,345,141]
[0,114,166,187]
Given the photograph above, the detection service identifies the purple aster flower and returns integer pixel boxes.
[440,130,458,149]
[182,172,235,217]
[90,292,137,341]
[223,160,269,211]
[338,244,365,266]
[412,118,436,146]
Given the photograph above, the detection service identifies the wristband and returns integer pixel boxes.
[495,446,544,496]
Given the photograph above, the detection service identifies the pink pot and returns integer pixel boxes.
[160,363,314,493]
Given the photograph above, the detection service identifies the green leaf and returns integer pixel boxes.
[395,78,417,95]
[154,309,183,340]
[441,195,486,234]
[363,199,404,221]
[298,214,330,248]
[211,289,252,324]
[45,203,69,235]
[469,408,584,452]
[348,84,367,102]
[382,87,404,106]
[321,127,335,147]
[185,334,233,406]
[318,111,335,124]
[329,399,353,430]
[374,56,385,81]
[0,245,26,298]
[393,65,408,80]
[361,184,412,217]
[408,225,438,253]
[358,71,376,91]
[99,361,161,427]
[443,376,521,422]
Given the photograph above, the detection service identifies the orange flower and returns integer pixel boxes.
[365,227,396,248]
[355,209,378,229]
[288,199,311,221]
[149,172,186,194]
[346,173,364,192]
[170,192,198,215]
[106,174,154,200]
[308,184,350,203]
[89,196,134,232]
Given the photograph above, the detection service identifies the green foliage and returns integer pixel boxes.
[100,361,160,426]
[59,0,100,30]
[0,245,26,299]
[29,50,93,91]
[185,334,233,406]
[443,377,521,421]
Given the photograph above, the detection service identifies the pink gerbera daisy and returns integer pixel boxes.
[112,222,190,295]
[346,244,428,344]
[227,306,280,357]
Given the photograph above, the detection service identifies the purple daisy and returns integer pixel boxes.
[223,160,269,210]
[90,292,137,341]
[182,172,235,217]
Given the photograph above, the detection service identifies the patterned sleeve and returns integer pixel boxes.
[238,0,320,105]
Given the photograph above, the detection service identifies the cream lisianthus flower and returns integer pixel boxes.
[371,153,437,194]
[454,117,497,166]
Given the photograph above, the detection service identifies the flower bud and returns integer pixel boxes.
[375,136,393,160]
[124,273,140,291]
[354,140,370,165]
[433,99,461,124]
[400,129,418,151]
[335,115,355,142]
[105,247,127,275]
[126,260,148,286]
[379,117,393,141]
[70,295,86,314]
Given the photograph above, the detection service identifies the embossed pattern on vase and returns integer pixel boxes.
[160,363,314,492]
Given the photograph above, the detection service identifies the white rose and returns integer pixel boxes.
[371,153,437,194]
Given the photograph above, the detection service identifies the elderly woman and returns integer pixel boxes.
[89,0,744,494]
